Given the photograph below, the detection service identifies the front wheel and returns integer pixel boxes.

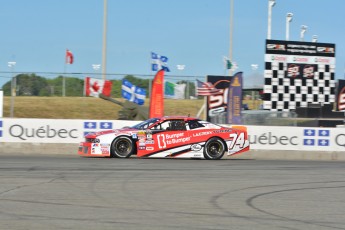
[111,136,134,158]
[203,138,225,160]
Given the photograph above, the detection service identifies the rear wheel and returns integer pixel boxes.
[111,136,134,158]
[203,138,225,160]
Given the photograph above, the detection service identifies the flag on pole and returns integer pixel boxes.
[121,79,146,105]
[66,49,74,64]
[149,70,165,118]
[223,56,232,70]
[85,77,112,97]
[164,81,186,99]
[151,52,170,72]
[196,79,221,96]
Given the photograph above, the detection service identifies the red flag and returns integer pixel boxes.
[66,49,74,64]
[149,70,164,118]
[85,77,112,97]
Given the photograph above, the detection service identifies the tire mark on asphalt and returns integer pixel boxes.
[210,181,345,230]
[246,184,345,230]
[0,176,63,197]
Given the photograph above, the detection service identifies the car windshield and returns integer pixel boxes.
[130,118,160,130]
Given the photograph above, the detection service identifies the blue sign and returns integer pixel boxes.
[100,122,113,129]
[303,139,315,146]
[0,120,2,137]
[84,131,93,136]
[82,121,113,137]
[304,129,316,136]
[84,122,97,129]
[318,130,330,137]
[303,129,330,146]
[318,139,330,146]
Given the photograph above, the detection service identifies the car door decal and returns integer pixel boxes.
[157,134,166,149]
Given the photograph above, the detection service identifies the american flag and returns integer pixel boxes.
[196,79,221,96]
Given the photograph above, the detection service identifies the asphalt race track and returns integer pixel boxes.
[0,153,345,230]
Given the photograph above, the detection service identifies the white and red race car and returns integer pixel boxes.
[78,116,250,160]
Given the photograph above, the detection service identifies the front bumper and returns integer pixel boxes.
[78,142,110,157]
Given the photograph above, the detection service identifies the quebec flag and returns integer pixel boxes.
[151,52,170,72]
[303,129,330,147]
[122,79,146,105]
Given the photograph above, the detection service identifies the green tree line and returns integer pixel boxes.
[1,74,195,98]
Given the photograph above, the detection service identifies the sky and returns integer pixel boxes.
[1,0,345,89]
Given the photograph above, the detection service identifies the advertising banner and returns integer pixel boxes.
[285,63,318,78]
[246,126,345,152]
[227,72,243,124]
[264,39,336,111]
[336,79,345,111]
[0,118,344,152]
[0,118,138,143]
[0,91,3,117]
[266,40,335,57]
[206,75,231,122]
[149,70,164,118]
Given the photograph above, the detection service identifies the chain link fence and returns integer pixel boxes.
[0,72,201,98]
[209,110,299,126]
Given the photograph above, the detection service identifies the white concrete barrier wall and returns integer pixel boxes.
[0,118,344,159]
[247,126,345,151]
[0,91,3,117]
[0,118,139,143]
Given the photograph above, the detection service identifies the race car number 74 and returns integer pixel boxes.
[228,133,245,149]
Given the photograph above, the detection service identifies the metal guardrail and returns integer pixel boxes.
[210,110,305,126]
[241,110,298,126]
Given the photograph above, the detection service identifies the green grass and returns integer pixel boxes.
[2,96,262,119]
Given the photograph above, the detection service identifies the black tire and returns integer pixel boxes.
[111,136,134,158]
[203,137,225,160]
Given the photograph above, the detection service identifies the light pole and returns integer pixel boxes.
[92,64,101,75]
[251,64,259,71]
[176,65,188,99]
[286,13,293,40]
[312,35,318,42]
[267,0,276,40]
[300,25,307,41]
[8,61,16,117]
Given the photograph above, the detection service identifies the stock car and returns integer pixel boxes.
[78,116,250,160]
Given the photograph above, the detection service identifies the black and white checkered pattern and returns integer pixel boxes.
[263,62,336,111]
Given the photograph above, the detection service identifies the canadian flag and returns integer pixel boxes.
[85,77,112,97]
[66,49,74,64]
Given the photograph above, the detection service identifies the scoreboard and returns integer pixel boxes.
[263,39,336,111]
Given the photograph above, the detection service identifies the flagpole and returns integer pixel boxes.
[83,77,86,97]
[229,0,234,76]
[149,53,152,99]
[102,0,108,80]
[63,62,66,97]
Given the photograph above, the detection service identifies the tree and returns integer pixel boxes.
[46,76,84,96]
[1,74,151,97]
[2,74,49,96]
